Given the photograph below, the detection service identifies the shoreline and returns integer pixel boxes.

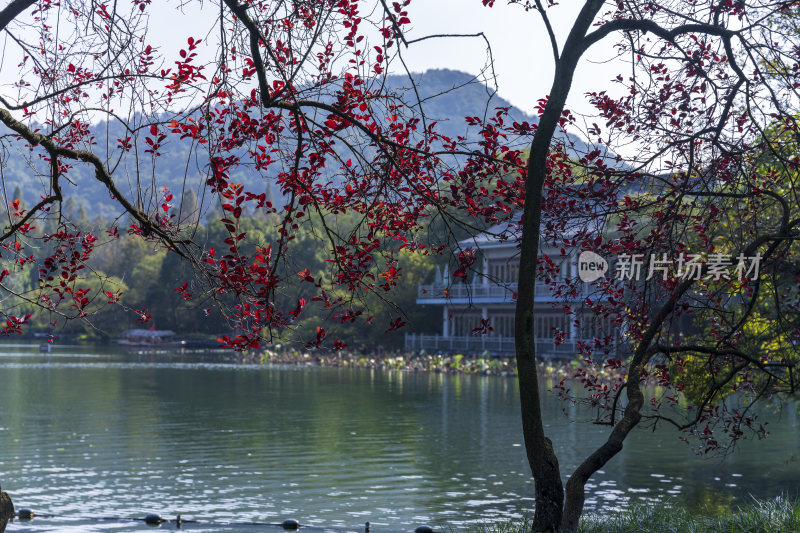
[254,349,579,380]
[6,339,624,382]
[252,348,629,384]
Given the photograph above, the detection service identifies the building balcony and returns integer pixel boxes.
[405,333,618,359]
[416,280,591,305]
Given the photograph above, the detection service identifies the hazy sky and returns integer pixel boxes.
[400,1,624,117]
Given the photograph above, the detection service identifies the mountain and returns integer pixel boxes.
[0,69,597,219]
[383,69,594,155]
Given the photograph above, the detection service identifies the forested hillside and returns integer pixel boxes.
[1,69,594,220]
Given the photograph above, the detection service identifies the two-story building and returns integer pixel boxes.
[405,222,620,358]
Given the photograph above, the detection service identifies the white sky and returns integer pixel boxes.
[400,1,625,117]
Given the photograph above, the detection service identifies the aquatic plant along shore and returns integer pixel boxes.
[255,348,625,381]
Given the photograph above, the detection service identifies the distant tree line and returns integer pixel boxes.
[1,189,442,349]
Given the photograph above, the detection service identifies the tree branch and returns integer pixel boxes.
[583,18,738,53]
[0,108,189,258]
[0,0,35,33]
[534,0,559,65]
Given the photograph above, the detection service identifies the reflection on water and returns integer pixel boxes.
[0,343,797,532]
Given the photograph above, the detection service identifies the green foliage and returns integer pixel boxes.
[269,209,441,350]
[20,203,441,345]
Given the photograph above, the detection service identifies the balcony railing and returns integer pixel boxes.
[404,333,617,359]
[417,281,590,301]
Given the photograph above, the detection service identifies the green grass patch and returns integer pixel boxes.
[456,497,800,533]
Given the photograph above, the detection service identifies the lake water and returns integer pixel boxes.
[0,344,798,532]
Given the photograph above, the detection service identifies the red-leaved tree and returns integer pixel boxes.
[1,1,799,532]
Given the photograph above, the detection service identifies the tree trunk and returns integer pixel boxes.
[514,2,606,531]
[515,100,564,532]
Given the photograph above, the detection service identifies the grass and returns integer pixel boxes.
[455,497,800,533]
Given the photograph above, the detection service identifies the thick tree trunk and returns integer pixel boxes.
[515,2,606,531]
